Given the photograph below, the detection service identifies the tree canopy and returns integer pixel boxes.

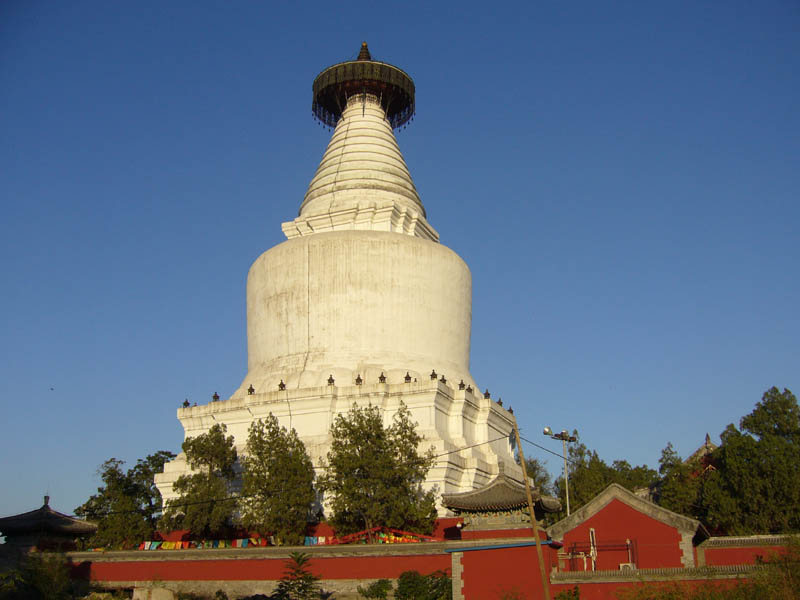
[161,423,238,537]
[655,442,705,519]
[318,402,437,536]
[654,387,800,535]
[523,457,552,496]
[240,414,316,545]
[554,435,657,516]
[701,387,800,534]
[75,450,175,548]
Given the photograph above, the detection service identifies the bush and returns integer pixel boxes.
[554,586,580,600]
[0,552,74,600]
[357,579,392,599]
[395,570,451,600]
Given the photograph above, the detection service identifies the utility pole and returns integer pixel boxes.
[514,419,552,600]
[544,427,577,516]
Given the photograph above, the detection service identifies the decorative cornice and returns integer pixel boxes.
[282,200,438,241]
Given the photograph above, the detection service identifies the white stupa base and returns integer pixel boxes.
[155,377,522,516]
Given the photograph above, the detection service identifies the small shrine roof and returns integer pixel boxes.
[441,464,561,513]
[0,497,97,537]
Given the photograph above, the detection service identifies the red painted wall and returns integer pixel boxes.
[432,518,463,540]
[560,499,684,570]
[461,546,552,600]
[704,544,787,566]
[458,531,557,600]
[80,553,450,583]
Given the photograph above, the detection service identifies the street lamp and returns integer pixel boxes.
[543,427,577,516]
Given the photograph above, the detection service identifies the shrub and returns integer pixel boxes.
[357,579,392,599]
[554,586,580,600]
[395,570,451,600]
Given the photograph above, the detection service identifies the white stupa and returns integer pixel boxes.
[155,43,522,512]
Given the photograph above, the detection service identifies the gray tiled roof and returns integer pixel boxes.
[0,498,97,537]
[441,468,561,513]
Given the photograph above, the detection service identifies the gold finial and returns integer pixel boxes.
[357,42,372,61]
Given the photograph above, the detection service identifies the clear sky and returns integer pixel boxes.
[1,1,798,518]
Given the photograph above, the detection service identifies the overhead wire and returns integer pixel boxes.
[68,432,573,520]
[520,434,580,466]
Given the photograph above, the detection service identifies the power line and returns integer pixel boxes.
[73,432,587,521]
[519,434,580,466]
[433,434,509,460]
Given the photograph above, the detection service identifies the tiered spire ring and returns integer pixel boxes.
[312,42,415,130]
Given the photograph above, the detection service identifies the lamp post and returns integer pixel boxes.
[543,427,577,516]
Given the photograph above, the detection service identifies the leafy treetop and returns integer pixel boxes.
[161,423,238,537]
[554,434,657,516]
[75,450,175,548]
[240,414,316,545]
[701,387,800,534]
[318,402,437,536]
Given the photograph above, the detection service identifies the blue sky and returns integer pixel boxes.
[1,1,798,517]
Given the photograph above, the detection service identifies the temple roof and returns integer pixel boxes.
[0,497,97,537]
[442,465,562,513]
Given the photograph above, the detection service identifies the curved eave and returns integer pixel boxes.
[442,470,563,514]
[0,507,97,537]
[313,60,415,94]
[312,60,415,129]
[442,474,533,512]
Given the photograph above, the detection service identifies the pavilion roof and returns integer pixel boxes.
[0,497,97,537]
[441,464,561,513]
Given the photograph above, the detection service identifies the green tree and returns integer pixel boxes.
[161,423,238,537]
[394,570,452,600]
[518,456,552,496]
[0,552,73,600]
[240,414,315,545]
[318,402,437,536]
[610,459,658,491]
[554,436,657,516]
[273,552,321,600]
[655,442,704,519]
[358,579,392,599]
[702,387,800,534]
[75,450,175,548]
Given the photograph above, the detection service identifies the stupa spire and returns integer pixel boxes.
[282,43,437,241]
[311,41,415,130]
